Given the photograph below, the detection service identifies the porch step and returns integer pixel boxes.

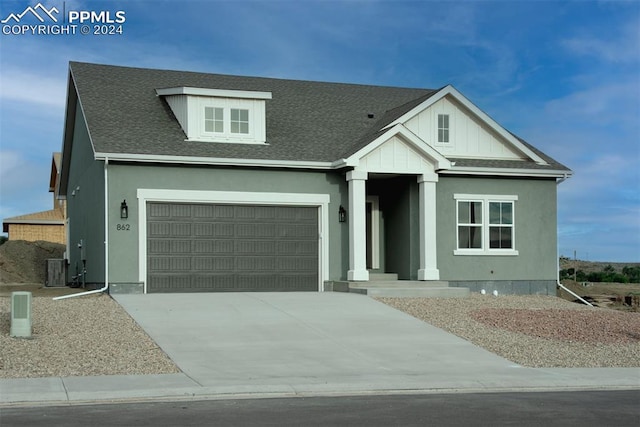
[335,280,470,298]
[351,280,450,288]
[368,273,399,281]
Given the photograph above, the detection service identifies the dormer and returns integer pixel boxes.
[156,87,272,144]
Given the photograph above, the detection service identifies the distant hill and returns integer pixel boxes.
[559,258,640,274]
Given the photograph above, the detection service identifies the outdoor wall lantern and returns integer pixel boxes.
[338,205,347,223]
[120,200,128,219]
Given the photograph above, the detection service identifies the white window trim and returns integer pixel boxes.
[435,113,453,146]
[453,193,519,256]
[202,105,252,137]
[437,113,450,144]
[137,189,330,293]
[199,100,256,142]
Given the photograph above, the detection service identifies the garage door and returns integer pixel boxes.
[146,202,319,293]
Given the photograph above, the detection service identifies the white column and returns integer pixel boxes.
[347,170,369,281]
[418,173,440,280]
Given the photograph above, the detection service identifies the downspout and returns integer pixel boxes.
[554,172,593,307]
[556,257,593,307]
[54,157,110,300]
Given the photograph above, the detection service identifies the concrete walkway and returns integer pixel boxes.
[1,293,638,406]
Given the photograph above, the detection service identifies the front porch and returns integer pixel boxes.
[341,125,451,284]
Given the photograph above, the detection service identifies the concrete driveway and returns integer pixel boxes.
[3,292,638,406]
[113,292,535,393]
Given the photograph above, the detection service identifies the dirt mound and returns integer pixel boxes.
[0,240,65,284]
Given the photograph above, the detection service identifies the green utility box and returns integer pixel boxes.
[10,291,32,338]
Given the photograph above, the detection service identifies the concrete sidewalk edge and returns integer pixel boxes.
[2,370,639,407]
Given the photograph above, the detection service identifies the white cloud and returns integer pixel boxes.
[543,80,640,129]
[0,68,66,109]
[562,17,640,64]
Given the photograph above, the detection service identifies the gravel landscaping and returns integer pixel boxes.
[0,293,179,379]
[378,294,640,368]
[1,292,639,379]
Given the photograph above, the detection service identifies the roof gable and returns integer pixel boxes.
[384,85,548,165]
[343,124,451,172]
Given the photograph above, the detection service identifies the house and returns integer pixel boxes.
[3,153,67,245]
[59,62,571,294]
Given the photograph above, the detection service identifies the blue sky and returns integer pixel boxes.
[0,0,638,262]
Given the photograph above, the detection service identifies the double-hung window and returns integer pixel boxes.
[457,201,482,249]
[454,194,518,255]
[489,201,514,249]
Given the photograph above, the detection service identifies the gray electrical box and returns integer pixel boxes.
[10,291,32,338]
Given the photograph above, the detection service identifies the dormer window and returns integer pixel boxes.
[203,106,251,136]
[204,107,224,133]
[157,87,271,145]
[230,108,249,134]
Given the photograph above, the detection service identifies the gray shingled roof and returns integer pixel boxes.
[69,62,570,172]
[70,62,433,163]
[446,133,570,172]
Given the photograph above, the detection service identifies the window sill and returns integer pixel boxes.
[454,249,519,256]
[186,137,267,145]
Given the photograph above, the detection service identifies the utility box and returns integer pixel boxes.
[10,291,32,338]
[46,259,67,287]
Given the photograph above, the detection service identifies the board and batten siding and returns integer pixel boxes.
[405,96,523,160]
[164,95,189,133]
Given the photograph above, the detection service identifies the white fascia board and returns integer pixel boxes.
[441,166,573,179]
[343,124,452,170]
[94,152,333,169]
[383,86,449,130]
[156,87,272,100]
[384,85,549,166]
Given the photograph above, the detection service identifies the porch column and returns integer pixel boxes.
[347,170,369,281]
[418,173,440,280]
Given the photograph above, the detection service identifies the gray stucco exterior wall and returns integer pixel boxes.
[65,103,105,286]
[435,175,558,285]
[106,163,349,286]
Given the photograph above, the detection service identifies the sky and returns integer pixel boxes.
[0,0,638,262]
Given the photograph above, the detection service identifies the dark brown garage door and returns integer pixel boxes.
[147,203,319,293]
